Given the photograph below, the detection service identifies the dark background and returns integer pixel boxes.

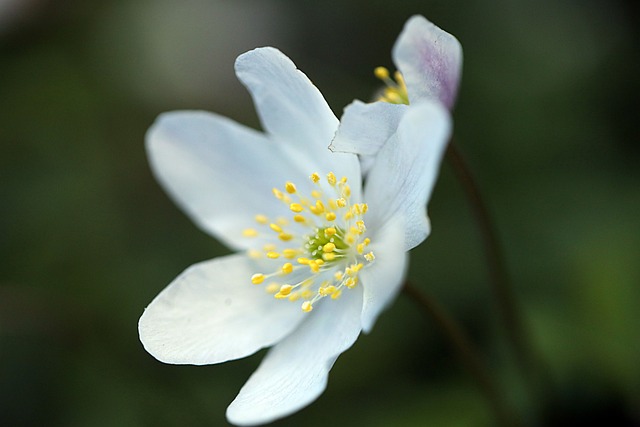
[1,0,638,425]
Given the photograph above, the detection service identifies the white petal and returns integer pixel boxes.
[360,217,409,333]
[235,47,362,196]
[147,110,318,250]
[138,253,305,365]
[329,100,407,156]
[226,286,363,426]
[364,100,451,250]
[393,15,463,109]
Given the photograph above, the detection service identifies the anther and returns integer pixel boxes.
[265,283,279,293]
[323,253,336,261]
[281,263,293,274]
[323,242,336,253]
[254,214,268,224]
[285,182,297,194]
[282,249,298,259]
[279,284,293,295]
[310,173,320,183]
[278,232,293,241]
[270,223,282,233]
[327,172,337,186]
[243,228,258,237]
[266,251,280,259]
[325,212,336,221]
[251,274,265,285]
[374,66,390,80]
[301,301,313,312]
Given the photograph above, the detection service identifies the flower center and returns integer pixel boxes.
[243,172,375,313]
[374,66,409,105]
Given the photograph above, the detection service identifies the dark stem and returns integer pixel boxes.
[403,281,521,427]
[445,140,540,396]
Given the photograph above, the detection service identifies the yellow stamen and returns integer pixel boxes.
[281,263,293,274]
[325,212,336,221]
[251,274,265,285]
[327,172,337,186]
[278,232,293,241]
[374,66,390,80]
[323,252,336,261]
[279,284,293,295]
[285,182,297,194]
[270,223,282,233]
[302,301,313,312]
[242,228,258,237]
[310,172,320,183]
[265,283,279,293]
[324,227,337,237]
[255,214,268,224]
[282,249,298,259]
[266,251,280,259]
[290,203,304,213]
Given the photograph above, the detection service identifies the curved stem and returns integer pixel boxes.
[445,140,539,392]
[403,281,521,427]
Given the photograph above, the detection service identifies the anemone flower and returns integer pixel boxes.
[330,15,461,168]
[139,46,451,425]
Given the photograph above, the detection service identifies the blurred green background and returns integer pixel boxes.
[1,0,638,426]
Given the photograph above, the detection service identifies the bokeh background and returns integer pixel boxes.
[1,0,638,426]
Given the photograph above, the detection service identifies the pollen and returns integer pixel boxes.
[251,274,265,285]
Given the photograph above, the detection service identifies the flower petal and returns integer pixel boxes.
[138,253,305,365]
[329,100,407,156]
[364,100,451,250]
[146,110,322,250]
[226,285,363,426]
[360,217,409,333]
[393,15,463,109]
[235,47,362,195]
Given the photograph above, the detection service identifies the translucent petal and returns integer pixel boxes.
[139,254,305,365]
[235,47,361,196]
[147,111,325,250]
[364,100,451,250]
[226,286,363,426]
[330,100,407,156]
[393,15,463,109]
[359,217,409,332]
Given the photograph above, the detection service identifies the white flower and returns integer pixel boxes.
[330,15,462,170]
[138,46,451,426]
